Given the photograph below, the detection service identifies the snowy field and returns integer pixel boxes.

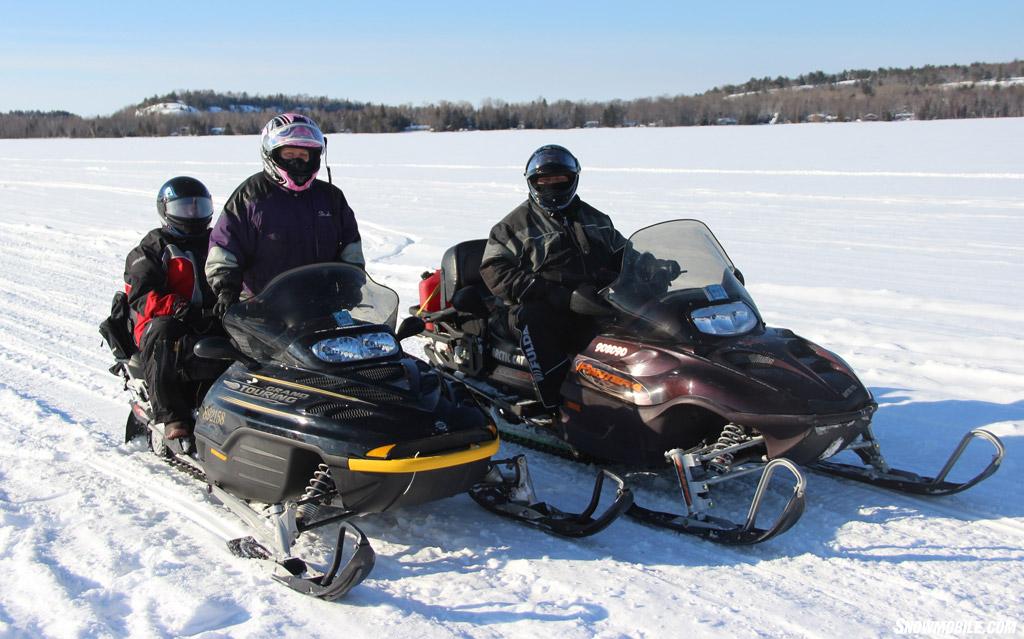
[0,119,1021,638]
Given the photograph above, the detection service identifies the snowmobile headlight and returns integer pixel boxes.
[691,302,758,336]
[312,332,399,363]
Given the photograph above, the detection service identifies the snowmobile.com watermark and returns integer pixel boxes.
[894,618,1017,635]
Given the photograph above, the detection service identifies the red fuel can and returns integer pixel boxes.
[418,269,442,329]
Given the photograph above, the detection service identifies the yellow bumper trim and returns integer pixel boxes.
[348,437,499,474]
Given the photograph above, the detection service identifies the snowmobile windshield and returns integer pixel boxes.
[605,219,760,341]
[223,263,400,363]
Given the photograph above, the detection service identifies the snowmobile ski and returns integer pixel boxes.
[457,380,808,545]
[142,423,376,602]
[811,427,1004,496]
[469,455,634,538]
[212,485,375,601]
[625,456,806,545]
[228,525,376,601]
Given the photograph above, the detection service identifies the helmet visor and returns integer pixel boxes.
[525,147,579,178]
[165,196,214,220]
[263,122,325,151]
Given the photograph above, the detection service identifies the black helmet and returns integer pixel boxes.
[156,176,214,236]
[525,145,581,214]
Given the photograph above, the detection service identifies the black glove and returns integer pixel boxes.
[213,289,239,318]
[171,299,190,321]
[637,253,682,282]
[658,258,682,281]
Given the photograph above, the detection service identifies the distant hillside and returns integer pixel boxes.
[2,60,1022,138]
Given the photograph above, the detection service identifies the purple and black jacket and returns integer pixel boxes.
[206,172,365,298]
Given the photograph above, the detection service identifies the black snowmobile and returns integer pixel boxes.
[418,219,1005,545]
[101,263,631,600]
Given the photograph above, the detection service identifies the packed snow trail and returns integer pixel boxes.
[0,119,1021,638]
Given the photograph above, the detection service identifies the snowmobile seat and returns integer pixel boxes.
[440,239,488,306]
[440,239,491,335]
[439,239,521,344]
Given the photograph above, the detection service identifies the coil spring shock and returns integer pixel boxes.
[296,464,335,523]
[708,423,748,474]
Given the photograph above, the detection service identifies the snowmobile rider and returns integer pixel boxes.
[206,113,365,316]
[479,145,629,410]
[125,177,222,440]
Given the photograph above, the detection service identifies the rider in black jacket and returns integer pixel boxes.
[480,145,627,409]
[124,177,222,439]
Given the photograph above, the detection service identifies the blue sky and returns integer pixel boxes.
[3,1,1022,116]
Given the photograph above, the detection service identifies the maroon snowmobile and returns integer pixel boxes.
[419,219,1005,545]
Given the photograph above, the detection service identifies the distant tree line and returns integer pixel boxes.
[2,61,1022,138]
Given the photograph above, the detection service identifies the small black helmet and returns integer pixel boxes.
[524,144,581,214]
[156,176,214,236]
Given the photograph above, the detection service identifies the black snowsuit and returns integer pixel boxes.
[124,228,223,424]
[480,198,627,407]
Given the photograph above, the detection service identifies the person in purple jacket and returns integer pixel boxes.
[206,113,365,316]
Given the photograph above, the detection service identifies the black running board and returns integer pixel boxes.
[470,456,634,538]
[812,428,1005,496]
[626,458,807,545]
[228,524,375,601]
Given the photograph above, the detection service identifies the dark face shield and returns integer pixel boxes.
[164,196,214,221]
[525,147,581,180]
[164,196,214,235]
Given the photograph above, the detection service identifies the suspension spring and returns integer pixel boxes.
[708,424,748,474]
[296,464,336,523]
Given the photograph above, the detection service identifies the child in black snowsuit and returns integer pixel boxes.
[122,176,222,439]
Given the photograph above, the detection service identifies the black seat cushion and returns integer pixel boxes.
[440,239,487,306]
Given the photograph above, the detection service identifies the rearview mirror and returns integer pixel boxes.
[396,316,426,340]
[194,337,260,370]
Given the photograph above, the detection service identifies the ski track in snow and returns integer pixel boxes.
[0,120,1021,638]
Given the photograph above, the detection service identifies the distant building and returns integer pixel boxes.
[893,111,916,121]
[209,127,226,135]
[135,101,197,117]
[715,117,738,125]
[404,124,432,132]
[583,120,600,128]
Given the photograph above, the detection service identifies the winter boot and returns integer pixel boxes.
[164,420,191,440]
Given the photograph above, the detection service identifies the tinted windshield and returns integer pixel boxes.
[605,220,758,340]
[224,263,399,362]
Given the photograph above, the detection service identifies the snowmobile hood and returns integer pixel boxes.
[576,326,872,418]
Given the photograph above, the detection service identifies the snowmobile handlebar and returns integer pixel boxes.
[569,283,615,316]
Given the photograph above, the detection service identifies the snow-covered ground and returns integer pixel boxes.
[0,119,1021,638]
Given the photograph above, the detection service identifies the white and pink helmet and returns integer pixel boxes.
[260,113,325,192]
